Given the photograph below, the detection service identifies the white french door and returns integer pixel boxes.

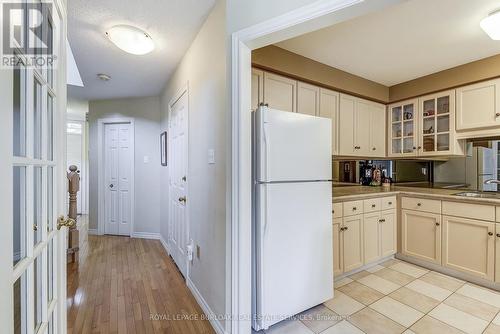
[168,89,189,278]
[1,1,68,333]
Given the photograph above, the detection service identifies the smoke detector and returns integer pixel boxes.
[97,73,111,81]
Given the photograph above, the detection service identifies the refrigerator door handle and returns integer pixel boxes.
[263,121,270,182]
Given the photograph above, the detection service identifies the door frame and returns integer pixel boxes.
[66,116,88,214]
[97,117,135,236]
[167,84,190,279]
[229,0,404,332]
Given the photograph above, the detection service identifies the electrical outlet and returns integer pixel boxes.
[196,245,201,259]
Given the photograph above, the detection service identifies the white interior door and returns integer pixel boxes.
[1,1,68,333]
[104,122,132,236]
[168,90,189,278]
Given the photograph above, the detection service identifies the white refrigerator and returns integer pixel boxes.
[252,106,333,331]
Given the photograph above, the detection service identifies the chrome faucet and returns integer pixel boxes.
[484,179,500,185]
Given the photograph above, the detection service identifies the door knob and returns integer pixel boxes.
[488,232,494,236]
[57,216,76,230]
[496,233,500,238]
[109,184,114,188]
[435,222,440,226]
[182,176,187,182]
[496,113,500,117]
[178,196,187,203]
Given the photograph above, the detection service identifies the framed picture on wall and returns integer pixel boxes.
[160,131,167,166]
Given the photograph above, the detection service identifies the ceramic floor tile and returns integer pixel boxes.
[265,318,313,334]
[357,274,400,295]
[444,293,499,322]
[349,271,372,280]
[456,284,500,308]
[321,320,365,334]
[379,258,401,267]
[334,277,353,288]
[493,312,500,325]
[348,307,405,334]
[403,330,416,334]
[373,267,415,286]
[337,281,384,305]
[389,262,429,278]
[298,305,341,333]
[410,315,465,334]
[419,271,465,292]
[324,291,365,316]
[389,287,440,313]
[405,279,452,302]
[369,296,424,327]
[366,265,384,273]
[484,323,500,334]
[429,304,489,334]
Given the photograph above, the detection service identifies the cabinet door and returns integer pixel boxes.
[263,72,297,113]
[496,224,500,283]
[380,210,397,257]
[339,94,356,156]
[363,213,381,264]
[442,216,495,281]
[343,215,364,272]
[297,81,320,116]
[402,210,441,264]
[320,88,339,156]
[456,79,500,131]
[388,100,418,157]
[369,102,386,156]
[355,99,372,156]
[333,222,343,276]
[251,68,264,111]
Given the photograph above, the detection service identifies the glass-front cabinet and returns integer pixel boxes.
[388,99,418,157]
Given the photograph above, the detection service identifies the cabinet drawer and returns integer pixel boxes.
[343,200,363,216]
[402,197,441,214]
[364,198,382,213]
[333,203,343,219]
[443,201,495,222]
[381,196,397,211]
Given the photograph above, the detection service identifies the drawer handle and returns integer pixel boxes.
[488,232,494,236]
[417,203,422,207]
[372,204,376,208]
[372,147,376,151]
[497,233,500,238]
[352,207,357,211]
[332,210,335,214]
[435,222,440,226]
[388,202,392,205]
[344,226,349,231]
[496,113,500,117]
[379,219,386,223]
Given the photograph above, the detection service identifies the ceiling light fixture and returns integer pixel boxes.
[97,73,111,81]
[481,10,500,40]
[105,25,155,55]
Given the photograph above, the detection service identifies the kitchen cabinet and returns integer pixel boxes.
[297,82,320,116]
[342,214,364,272]
[333,222,343,276]
[456,78,500,131]
[496,224,500,283]
[402,209,441,265]
[442,216,495,281]
[388,99,418,157]
[380,210,397,257]
[319,88,340,156]
[251,68,264,111]
[363,210,397,264]
[263,72,297,113]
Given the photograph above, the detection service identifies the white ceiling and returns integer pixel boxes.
[276,0,500,86]
[68,0,215,100]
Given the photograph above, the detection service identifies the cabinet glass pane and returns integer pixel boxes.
[392,123,402,138]
[47,95,54,161]
[33,80,42,159]
[403,121,414,137]
[14,272,27,334]
[34,256,43,332]
[392,106,402,122]
[403,104,414,120]
[423,118,435,135]
[403,138,414,153]
[47,167,53,232]
[437,96,449,114]
[423,135,435,152]
[47,240,54,303]
[423,99,435,117]
[392,139,401,154]
[14,59,26,157]
[34,167,42,245]
[437,115,449,133]
[13,166,27,266]
[437,134,450,151]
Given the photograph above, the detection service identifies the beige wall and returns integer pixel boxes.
[159,0,227,326]
[252,45,390,103]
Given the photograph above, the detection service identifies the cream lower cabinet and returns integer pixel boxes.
[442,216,495,281]
[364,210,397,264]
[342,214,364,272]
[402,209,441,265]
[380,210,397,257]
[333,222,343,276]
[496,224,500,283]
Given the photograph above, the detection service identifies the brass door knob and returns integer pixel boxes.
[488,232,494,236]
[178,196,187,203]
[435,222,440,226]
[57,216,76,230]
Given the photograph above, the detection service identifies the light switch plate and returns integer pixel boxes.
[143,156,149,163]
[208,149,215,164]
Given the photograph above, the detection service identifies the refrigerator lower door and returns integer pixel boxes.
[253,181,333,330]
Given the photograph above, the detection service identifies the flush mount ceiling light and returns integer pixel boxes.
[105,25,155,55]
[481,10,500,40]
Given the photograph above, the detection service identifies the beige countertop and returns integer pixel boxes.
[333,185,500,205]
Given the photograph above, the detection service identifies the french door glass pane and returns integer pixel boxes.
[13,166,27,266]
[48,312,54,334]
[34,167,43,245]
[47,19,54,87]
[34,256,43,332]
[14,59,26,157]
[33,80,42,159]
[14,272,28,334]
[47,95,54,161]
[47,240,54,303]
[47,167,54,232]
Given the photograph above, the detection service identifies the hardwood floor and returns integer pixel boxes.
[67,235,215,334]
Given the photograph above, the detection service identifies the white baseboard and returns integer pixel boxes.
[88,228,99,235]
[159,235,171,255]
[131,232,161,240]
[187,278,226,334]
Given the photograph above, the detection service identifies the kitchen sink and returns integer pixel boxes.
[454,191,500,199]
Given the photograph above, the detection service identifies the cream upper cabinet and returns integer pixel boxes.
[333,222,343,276]
[339,94,356,156]
[297,82,320,116]
[251,68,264,111]
[442,216,495,281]
[388,99,418,157]
[369,102,387,156]
[263,72,297,113]
[319,88,340,156]
[355,99,372,156]
[342,214,364,272]
[380,210,397,257]
[402,209,441,265]
[456,79,500,131]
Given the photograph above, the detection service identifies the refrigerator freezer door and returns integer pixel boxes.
[255,107,332,183]
[254,181,333,330]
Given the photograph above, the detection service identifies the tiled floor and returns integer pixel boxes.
[263,259,500,334]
